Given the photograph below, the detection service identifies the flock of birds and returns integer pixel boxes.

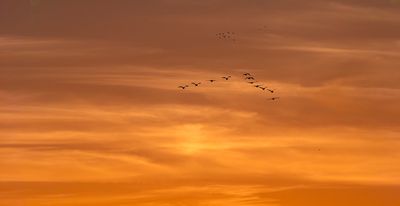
[215,26,271,42]
[215,32,236,42]
[178,28,280,101]
[178,73,280,101]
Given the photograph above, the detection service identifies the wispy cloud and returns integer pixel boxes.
[268,46,400,57]
[1,0,400,205]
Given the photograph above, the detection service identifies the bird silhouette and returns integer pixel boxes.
[267,89,274,93]
[254,85,262,88]
[248,81,256,84]
[245,77,255,80]
[259,87,266,90]
[191,82,201,86]
[208,80,217,83]
[243,73,251,76]
[267,97,280,101]
[178,85,189,90]
[221,76,231,80]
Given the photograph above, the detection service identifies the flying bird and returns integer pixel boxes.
[208,80,217,83]
[221,76,231,80]
[254,85,262,88]
[245,77,255,80]
[259,87,266,91]
[178,85,189,90]
[267,97,280,101]
[243,73,251,76]
[191,82,201,86]
[248,81,256,84]
[267,89,274,93]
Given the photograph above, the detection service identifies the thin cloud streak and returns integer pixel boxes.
[268,46,400,57]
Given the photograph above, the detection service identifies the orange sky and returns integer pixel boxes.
[1,0,400,205]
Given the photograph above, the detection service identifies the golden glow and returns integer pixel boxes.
[1,1,400,205]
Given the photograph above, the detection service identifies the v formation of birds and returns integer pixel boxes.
[178,27,279,101]
[178,73,280,101]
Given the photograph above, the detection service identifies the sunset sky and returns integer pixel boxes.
[1,0,400,205]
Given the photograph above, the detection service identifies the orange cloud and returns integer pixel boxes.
[1,0,400,205]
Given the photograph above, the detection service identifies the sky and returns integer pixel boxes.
[1,0,400,205]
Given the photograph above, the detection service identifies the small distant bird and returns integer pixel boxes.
[259,87,266,91]
[267,89,274,93]
[248,81,256,84]
[245,77,255,80]
[243,73,251,76]
[221,76,231,80]
[191,82,201,86]
[208,80,217,83]
[254,85,262,88]
[267,97,280,101]
[178,85,189,90]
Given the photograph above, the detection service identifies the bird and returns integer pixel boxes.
[259,87,266,91]
[178,85,189,90]
[267,89,274,93]
[191,82,201,86]
[221,76,231,80]
[254,85,262,88]
[267,97,280,101]
[208,80,217,83]
[248,81,256,84]
[245,77,255,80]
[243,73,251,76]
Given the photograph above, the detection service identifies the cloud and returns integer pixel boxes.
[1,1,400,205]
[1,180,400,206]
